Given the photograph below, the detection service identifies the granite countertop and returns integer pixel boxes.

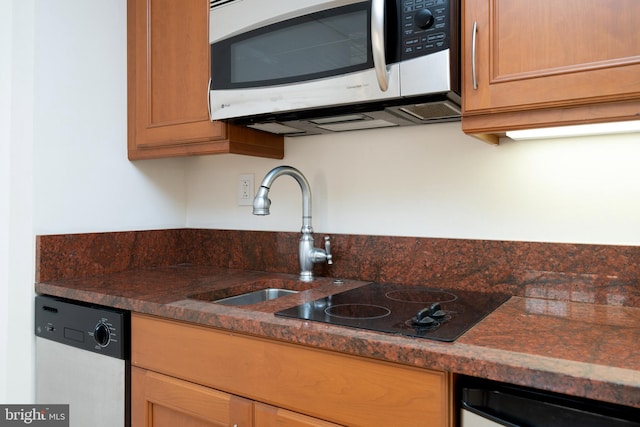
[35,264,640,409]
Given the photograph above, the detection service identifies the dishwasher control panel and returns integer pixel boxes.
[35,295,128,359]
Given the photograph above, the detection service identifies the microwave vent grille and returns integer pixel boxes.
[210,0,236,9]
[399,101,461,121]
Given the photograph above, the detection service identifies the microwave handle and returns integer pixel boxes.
[371,0,389,91]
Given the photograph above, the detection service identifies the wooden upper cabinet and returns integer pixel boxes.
[462,0,640,142]
[127,0,283,160]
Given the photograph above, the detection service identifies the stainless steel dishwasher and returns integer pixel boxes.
[35,295,129,427]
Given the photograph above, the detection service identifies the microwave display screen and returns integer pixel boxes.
[212,3,371,89]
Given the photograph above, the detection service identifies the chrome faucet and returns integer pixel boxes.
[253,166,332,282]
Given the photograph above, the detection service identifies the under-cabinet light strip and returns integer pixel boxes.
[506,120,640,141]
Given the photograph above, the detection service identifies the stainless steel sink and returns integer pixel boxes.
[213,288,298,306]
[187,278,310,307]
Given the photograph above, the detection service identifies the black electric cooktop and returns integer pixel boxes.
[275,283,510,342]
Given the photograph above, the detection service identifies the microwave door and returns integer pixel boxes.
[209,0,401,121]
[209,0,366,44]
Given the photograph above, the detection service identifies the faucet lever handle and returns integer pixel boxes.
[324,236,333,265]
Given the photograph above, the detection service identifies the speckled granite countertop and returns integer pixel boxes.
[35,264,640,409]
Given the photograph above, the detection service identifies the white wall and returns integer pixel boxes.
[186,123,640,246]
[32,1,187,235]
[2,0,36,404]
[3,0,188,403]
[0,0,16,405]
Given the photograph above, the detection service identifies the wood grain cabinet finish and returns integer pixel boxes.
[131,313,452,427]
[462,0,640,142]
[254,403,343,427]
[131,369,342,427]
[127,0,283,160]
[132,366,253,427]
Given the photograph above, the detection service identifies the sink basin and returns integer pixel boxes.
[188,277,313,307]
[214,288,298,306]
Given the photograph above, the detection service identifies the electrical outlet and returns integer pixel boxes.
[237,174,254,206]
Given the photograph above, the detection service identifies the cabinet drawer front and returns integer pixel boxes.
[132,314,450,427]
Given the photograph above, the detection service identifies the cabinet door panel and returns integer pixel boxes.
[462,0,640,124]
[132,366,253,427]
[493,1,638,77]
[147,0,209,125]
[131,0,223,146]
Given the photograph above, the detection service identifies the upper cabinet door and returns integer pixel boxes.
[127,0,283,160]
[462,0,640,140]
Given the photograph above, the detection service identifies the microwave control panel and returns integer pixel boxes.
[399,0,453,59]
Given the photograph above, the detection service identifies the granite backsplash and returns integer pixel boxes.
[36,229,640,307]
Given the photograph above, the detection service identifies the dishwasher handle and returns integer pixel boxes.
[461,389,520,427]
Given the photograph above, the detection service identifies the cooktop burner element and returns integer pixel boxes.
[275,283,510,342]
[325,304,391,320]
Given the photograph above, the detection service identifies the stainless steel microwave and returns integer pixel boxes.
[209,0,460,136]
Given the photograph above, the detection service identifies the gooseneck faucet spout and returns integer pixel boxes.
[253,166,332,282]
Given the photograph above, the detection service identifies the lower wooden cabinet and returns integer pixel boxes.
[132,367,342,427]
[131,313,452,427]
[132,367,253,427]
